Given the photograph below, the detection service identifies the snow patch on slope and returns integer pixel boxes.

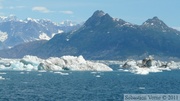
[0,31,8,42]
[58,30,64,33]
[39,33,50,40]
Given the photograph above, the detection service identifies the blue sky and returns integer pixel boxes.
[0,0,180,28]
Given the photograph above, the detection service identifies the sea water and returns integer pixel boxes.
[0,70,180,101]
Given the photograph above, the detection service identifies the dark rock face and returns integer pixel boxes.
[142,56,154,67]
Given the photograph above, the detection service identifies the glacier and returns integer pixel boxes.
[0,55,112,71]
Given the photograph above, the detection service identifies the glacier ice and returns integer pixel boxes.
[0,55,113,71]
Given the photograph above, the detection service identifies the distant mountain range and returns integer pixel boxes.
[0,10,180,60]
[0,15,82,49]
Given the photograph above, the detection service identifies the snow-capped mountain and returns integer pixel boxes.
[0,15,18,22]
[0,16,82,49]
[1,10,180,60]
[141,16,171,32]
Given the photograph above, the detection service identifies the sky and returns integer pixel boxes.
[0,0,180,29]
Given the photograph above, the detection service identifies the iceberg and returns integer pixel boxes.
[0,55,113,71]
[121,56,180,75]
[0,76,5,80]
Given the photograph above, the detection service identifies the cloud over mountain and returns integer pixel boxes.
[32,6,53,13]
[59,10,74,14]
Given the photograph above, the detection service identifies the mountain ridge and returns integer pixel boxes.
[0,16,82,49]
[0,10,180,60]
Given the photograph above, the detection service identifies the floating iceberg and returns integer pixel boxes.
[0,55,113,71]
[121,56,180,75]
[0,76,5,80]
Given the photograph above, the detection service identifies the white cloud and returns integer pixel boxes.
[59,10,74,14]
[8,6,25,9]
[4,6,25,10]
[32,6,53,13]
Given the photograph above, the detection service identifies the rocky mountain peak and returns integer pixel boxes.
[84,10,113,27]
[92,10,106,17]
[142,16,169,30]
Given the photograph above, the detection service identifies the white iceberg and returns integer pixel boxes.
[121,56,180,75]
[0,55,113,71]
[0,76,5,80]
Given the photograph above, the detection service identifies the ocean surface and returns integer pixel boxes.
[0,70,180,101]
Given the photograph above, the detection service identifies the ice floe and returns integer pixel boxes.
[95,75,101,78]
[54,72,69,75]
